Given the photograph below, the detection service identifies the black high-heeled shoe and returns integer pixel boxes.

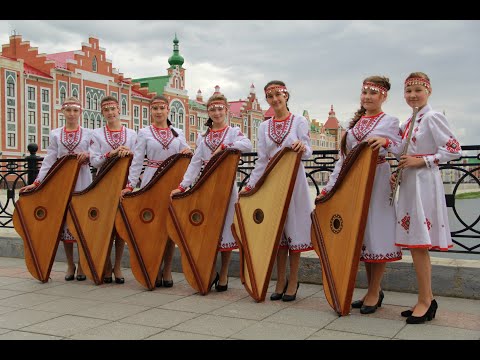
[155,278,163,287]
[112,268,124,284]
[210,272,219,290]
[215,276,228,292]
[402,299,437,318]
[406,300,438,324]
[162,275,173,288]
[65,265,76,281]
[282,282,300,302]
[76,273,86,281]
[352,289,384,309]
[270,280,288,301]
[360,290,384,314]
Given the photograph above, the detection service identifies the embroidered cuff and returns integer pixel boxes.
[320,188,328,196]
[423,155,437,169]
[221,144,227,150]
[383,138,391,149]
[103,151,110,160]
[177,185,186,192]
[33,179,41,187]
[125,183,134,191]
[244,185,252,192]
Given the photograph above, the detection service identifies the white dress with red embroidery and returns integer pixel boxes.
[89,125,137,173]
[391,104,461,250]
[126,125,190,189]
[246,114,313,252]
[34,126,93,242]
[179,126,252,251]
[323,113,402,262]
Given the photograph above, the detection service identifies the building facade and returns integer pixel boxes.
[0,33,340,158]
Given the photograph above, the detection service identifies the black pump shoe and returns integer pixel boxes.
[406,300,438,324]
[360,290,384,314]
[210,272,220,291]
[155,278,163,288]
[65,266,76,281]
[270,280,288,301]
[402,299,437,318]
[351,299,364,309]
[76,274,86,281]
[215,277,228,292]
[162,277,173,288]
[282,282,300,302]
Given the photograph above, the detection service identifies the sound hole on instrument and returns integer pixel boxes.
[330,214,343,234]
[253,209,264,224]
[34,206,47,221]
[189,210,204,226]
[88,207,99,220]
[140,209,154,223]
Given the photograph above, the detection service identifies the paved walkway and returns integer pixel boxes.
[0,256,479,340]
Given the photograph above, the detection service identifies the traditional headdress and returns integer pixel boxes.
[207,100,227,111]
[362,81,388,95]
[101,101,119,111]
[404,77,431,90]
[265,85,288,96]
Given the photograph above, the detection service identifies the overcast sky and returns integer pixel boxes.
[1,20,479,145]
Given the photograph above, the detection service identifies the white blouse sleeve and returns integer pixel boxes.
[246,123,268,189]
[126,130,146,189]
[89,131,107,169]
[179,134,204,189]
[424,112,462,168]
[176,128,191,151]
[383,117,402,156]
[297,116,313,159]
[227,127,253,152]
[35,131,59,184]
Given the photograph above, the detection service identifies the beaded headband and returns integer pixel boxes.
[61,102,81,110]
[265,85,288,96]
[101,101,119,111]
[151,99,168,106]
[362,81,388,95]
[207,101,227,111]
[404,77,431,90]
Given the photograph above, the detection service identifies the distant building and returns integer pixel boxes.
[0,33,264,157]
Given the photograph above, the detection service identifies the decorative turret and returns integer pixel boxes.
[168,33,184,67]
[328,104,336,117]
[250,83,255,94]
[196,89,203,102]
[213,85,222,95]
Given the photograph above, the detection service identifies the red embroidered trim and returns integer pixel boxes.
[150,125,174,150]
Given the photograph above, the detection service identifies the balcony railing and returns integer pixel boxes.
[2,144,478,255]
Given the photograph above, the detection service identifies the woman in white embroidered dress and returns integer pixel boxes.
[318,76,402,314]
[390,72,461,324]
[170,94,252,292]
[242,80,313,302]
[90,96,137,284]
[120,95,192,288]
[20,97,92,281]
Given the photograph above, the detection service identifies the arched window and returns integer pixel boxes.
[72,88,79,99]
[83,113,89,128]
[60,87,66,105]
[86,93,91,110]
[92,56,98,72]
[93,94,98,111]
[122,98,127,115]
[7,77,15,97]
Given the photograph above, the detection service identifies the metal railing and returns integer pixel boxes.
[2,144,479,255]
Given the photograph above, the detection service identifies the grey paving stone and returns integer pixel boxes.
[0,330,63,340]
[396,324,480,340]
[231,321,318,340]
[29,298,105,315]
[308,329,390,340]
[326,314,405,338]
[263,307,338,328]
[69,321,162,340]
[0,293,60,309]
[160,296,230,314]
[74,302,150,321]
[146,329,223,340]
[120,308,198,328]
[21,314,110,337]
[210,300,283,320]
[0,309,61,330]
[118,291,184,307]
[0,289,24,299]
[172,314,256,338]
